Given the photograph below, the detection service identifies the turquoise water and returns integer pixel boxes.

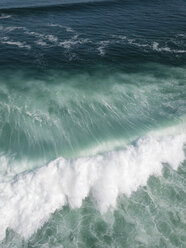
[0,0,186,247]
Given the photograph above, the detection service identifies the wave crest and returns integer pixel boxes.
[0,130,185,240]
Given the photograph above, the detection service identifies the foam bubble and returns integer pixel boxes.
[1,39,31,49]
[0,131,185,240]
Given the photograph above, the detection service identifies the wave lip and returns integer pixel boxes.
[0,129,185,240]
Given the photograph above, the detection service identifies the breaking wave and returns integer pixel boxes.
[0,126,185,240]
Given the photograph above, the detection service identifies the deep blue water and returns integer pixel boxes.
[0,0,186,71]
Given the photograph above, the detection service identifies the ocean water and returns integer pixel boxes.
[0,0,186,247]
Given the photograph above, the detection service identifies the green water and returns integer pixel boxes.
[0,64,185,177]
[0,63,186,248]
[0,0,186,246]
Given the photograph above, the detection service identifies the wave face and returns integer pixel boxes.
[0,0,186,247]
[0,65,185,177]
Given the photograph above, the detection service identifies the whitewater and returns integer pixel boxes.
[0,124,186,240]
[0,0,186,247]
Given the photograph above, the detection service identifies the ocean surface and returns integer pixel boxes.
[0,0,186,247]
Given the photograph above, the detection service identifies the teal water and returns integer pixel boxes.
[0,0,186,247]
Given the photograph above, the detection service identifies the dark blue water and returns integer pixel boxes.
[0,0,186,71]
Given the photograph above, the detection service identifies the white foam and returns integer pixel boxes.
[112,35,127,40]
[45,34,58,42]
[5,26,27,32]
[152,42,171,52]
[25,31,43,38]
[59,38,89,49]
[34,40,48,46]
[25,31,58,43]
[48,23,63,28]
[0,14,12,19]
[1,40,31,49]
[111,35,186,53]
[97,41,110,55]
[111,35,148,47]
[66,27,74,33]
[0,130,185,240]
[48,24,75,33]
[152,42,186,53]
[0,26,26,32]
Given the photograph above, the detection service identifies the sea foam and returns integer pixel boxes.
[0,129,185,240]
[0,14,12,19]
